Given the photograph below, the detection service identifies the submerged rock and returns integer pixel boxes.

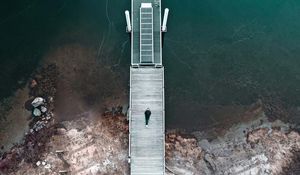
[30,79,38,88]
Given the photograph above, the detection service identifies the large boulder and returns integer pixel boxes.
[31,97,45,108]
[33,108,42,117]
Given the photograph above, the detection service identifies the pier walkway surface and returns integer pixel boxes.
[128,0,165,174]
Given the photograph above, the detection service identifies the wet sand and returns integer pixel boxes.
[0,88,31,153]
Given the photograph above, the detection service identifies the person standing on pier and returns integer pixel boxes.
[145,108,151,128]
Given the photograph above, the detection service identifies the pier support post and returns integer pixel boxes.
[125,10,132,33]
[162,8,169,32]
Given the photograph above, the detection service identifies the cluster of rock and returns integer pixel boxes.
[29,97,53,133]
[103,105,126,117]
[27,64,58,132]
[165,132,206,174]
[36,160,51,169]
[31,97,47,117]
[163,108,300,175]
[247,128,300,174]
[8,114,129,175]
[1,105,299,175]
[166,133,202,159]
[0,64,58,174]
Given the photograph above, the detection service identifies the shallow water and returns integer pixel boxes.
[1,0,300,130]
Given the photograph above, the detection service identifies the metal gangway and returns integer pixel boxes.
[125,1,169,174]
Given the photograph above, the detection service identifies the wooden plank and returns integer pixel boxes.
[129,67,165,175]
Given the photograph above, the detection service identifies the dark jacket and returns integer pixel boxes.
[145,110,151,118]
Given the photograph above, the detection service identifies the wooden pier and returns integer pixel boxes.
[127,0,166,174]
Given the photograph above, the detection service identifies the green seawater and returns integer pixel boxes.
[163,0,300,129]
[1,0,300,129]
[0,0,130,99]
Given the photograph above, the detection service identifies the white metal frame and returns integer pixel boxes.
[159,2,162,66]
[140,3,154,64]
[130,0,134,66]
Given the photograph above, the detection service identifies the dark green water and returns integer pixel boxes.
[0,0,130,98]
[1,0,300,129]
[163,0,300,129]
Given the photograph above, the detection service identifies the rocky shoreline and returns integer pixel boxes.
[2,105,299,174]
[3,111,299,175]
[0,63,300,174]
[0,64,59,173]
[165,110,300,175]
